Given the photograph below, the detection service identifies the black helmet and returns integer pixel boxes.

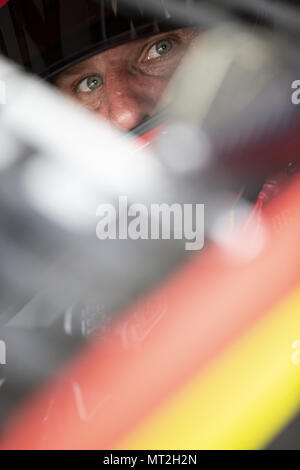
[0,0,199,79]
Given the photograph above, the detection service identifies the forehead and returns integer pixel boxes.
[55,28,196,79]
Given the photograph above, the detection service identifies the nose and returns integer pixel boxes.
[99,68,154,132]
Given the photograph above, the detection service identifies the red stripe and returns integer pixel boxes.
[2,180,300,449]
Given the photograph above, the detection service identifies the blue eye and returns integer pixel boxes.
[148,39,174,59]
[78,74,103,93]
[156,39,173,55]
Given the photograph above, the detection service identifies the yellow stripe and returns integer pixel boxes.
[119,287,300,450]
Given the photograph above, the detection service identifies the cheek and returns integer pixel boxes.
[130,50,188,101]
[61,85,103,111]
[128,74,174,102]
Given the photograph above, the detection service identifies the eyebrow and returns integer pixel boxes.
[56,62,92,79]
[56,29,197,81]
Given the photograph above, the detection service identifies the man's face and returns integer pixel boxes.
[54,28,198,131]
